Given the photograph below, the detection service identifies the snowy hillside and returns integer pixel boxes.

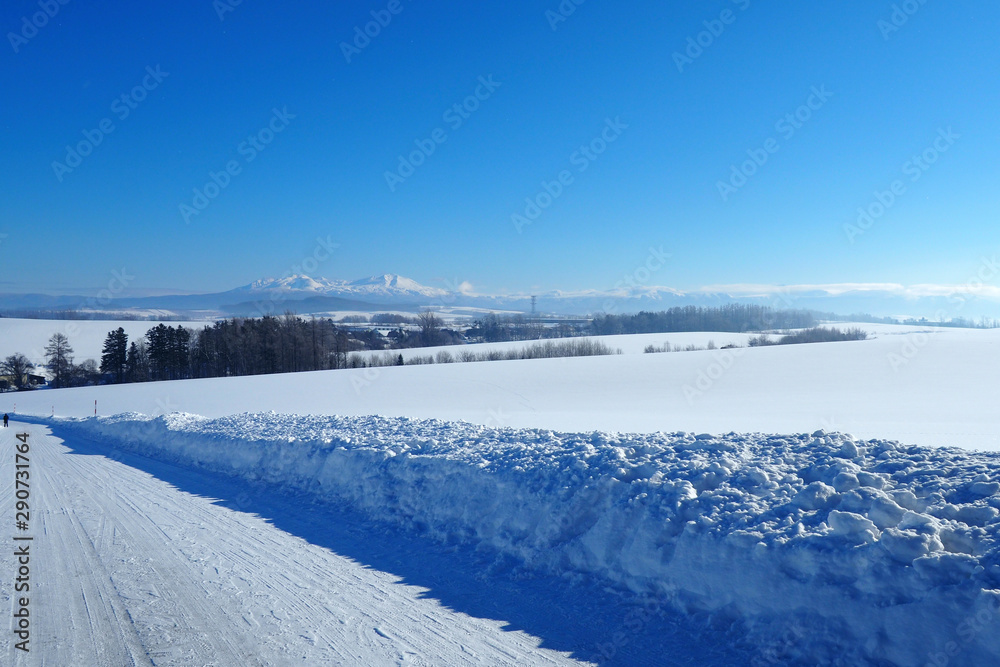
[6,325,999,451]
[16,411,1000,666]
[3,324,1000,664]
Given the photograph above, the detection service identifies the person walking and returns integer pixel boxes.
[3,413,8,427]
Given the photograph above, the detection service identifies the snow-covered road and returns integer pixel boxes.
[0,421,747,666]
[1,422,579,665]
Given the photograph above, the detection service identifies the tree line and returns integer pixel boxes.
[466,306,817,343]
[1,305,825,391]
[747,326,868,347]
[103,316,367,383]
[0,312,465,390]
[589,304,816,336]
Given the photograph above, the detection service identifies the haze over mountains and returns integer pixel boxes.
[2,273,999,321]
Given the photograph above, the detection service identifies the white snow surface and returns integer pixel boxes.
[17,411,1000,666]
[6,324,1000,451]
[0,422,597,666]
[0,318,209,369]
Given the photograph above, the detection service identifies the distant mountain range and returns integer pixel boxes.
[2,273,999,321]
[238,274,451,302]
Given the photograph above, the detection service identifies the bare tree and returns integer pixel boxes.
[44,333,74,388]
[418,310,443,347]
[0,354,35,391]
[67,359,101,387]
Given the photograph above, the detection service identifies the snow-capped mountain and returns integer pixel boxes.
[244,276,342,293]
[343,274,449,299]
[5,272,1000,320]
[232,273,449,303]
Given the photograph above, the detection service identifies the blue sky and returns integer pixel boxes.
[1,1,998,298]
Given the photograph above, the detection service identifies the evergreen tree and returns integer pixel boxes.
[100,327,129,383]
[125,341,150,383]
[146,324,171,380]
[170,326,191,379]
[146,324,192,380]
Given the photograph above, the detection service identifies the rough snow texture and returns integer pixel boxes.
[37,412,1000,666]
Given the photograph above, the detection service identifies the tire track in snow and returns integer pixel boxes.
[2,424,151,666]
[46,431,268,666]
[1,423,587,665]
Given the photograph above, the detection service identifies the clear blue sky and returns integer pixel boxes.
[1,1,998,297]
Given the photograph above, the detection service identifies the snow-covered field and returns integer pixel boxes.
[0,318,209,369]
[357,330,756,362]
[0,316,750,375]
[2,321,999,665]
[4,324,997,451]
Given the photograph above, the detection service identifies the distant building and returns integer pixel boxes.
[0,373,46,391]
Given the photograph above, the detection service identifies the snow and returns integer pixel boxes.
[12,412,1000,665]
[246,275,339,292]
[0,317,210,369]
[239,273,449,301]
[5,324,999,451]
[0,423,606,666]
[3,322,1000,664]
[361,330,756,361]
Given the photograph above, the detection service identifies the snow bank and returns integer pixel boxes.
[35,413,1000,665]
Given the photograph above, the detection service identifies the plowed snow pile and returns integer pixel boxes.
[36,412,1000,666]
